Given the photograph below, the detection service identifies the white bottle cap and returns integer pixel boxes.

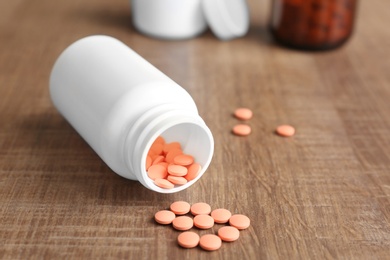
[202,0,250,41]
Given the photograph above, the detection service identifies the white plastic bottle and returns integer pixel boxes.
[130,0,250,41]
[49,35,214,193]
[131,0,207,40]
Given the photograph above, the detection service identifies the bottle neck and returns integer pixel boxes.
[124,104,214,193]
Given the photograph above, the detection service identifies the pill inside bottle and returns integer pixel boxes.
[146,136,207,190]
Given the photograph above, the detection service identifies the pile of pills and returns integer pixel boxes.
[146,136,202,189]
[154,201,250,251]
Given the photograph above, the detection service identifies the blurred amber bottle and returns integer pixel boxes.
[271,0,358,50]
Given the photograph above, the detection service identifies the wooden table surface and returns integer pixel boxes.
[1,0,390,259]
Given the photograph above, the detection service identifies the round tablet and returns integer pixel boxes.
[173,154,194,166]
[172,216,193,231]
[165,148,183,163]
[190,202,211,216]
[170,201,191,215]
[150,142,163,156]
[154,178,174,189]
[185,163,202,181]
[152,155,165,165]
[146,155,152,170]
[229,214,250,230]
[163,142,181,154]
[154,210,175,225]
[199,234,222,251]
[232,124,251,136]
[177,231,200,249]
[218,226,240,242]
[194,214,214,229]
[234,108,253,120]
[211,208,232,224]
[276,125,295,137]
[153,136,165,145]
[167,175,188,185]
[167,165,188,177]
[157,162,168,169]
[147,164,167,180]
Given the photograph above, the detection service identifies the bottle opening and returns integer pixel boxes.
[124,105,214,193]
[140,120,214,193]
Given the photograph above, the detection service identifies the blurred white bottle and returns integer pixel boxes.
[131,0,207,40]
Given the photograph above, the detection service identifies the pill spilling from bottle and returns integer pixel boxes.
[146,136,202,189]
[154,201,250,251]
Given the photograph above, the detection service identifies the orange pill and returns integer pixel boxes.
[234,108,253,120]
[190,202,211,216]
[185,163,201,181]
[177,231,200,249]
[146,155,152,170]
[150,142,163,155]
[165,148,183,163]
[218,226,240,242]
[232,124,251,136]
[152,155,165,165]
[157,161,168,169]
[147,164,167,180]
[173,154,194,166]
[194,214,214,229]
[154,178,174,189]
[167,175,188,185]
[199,234,222,251]
[154,210,176,225]
[170,201,191,215]
[229,214,250,230]
[148,153,159,161]
[276,125,295,137]
[211,208,232,224]
[168,164,188,177]
[163,142,181,154]
[172,216,193,231]
[153,136,165,145]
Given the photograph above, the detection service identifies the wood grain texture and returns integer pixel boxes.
[1,0,390,259]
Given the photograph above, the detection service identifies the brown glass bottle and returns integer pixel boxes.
[271,0,358,50]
